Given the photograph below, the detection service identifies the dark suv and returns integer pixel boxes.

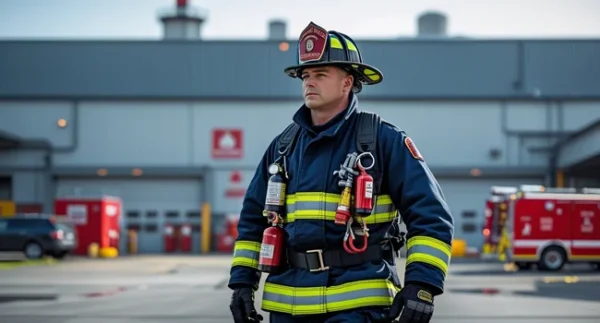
[0,215,77,259]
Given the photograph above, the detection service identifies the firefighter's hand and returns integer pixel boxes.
[230,287,263,323]
[387,284,434,323]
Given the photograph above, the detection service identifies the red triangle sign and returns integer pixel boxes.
[230,171,242,183]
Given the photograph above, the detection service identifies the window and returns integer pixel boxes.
[462,210,476,219]
[146,211,158,218]
[462,223,477,233]
[186,211,201,218]
[166,211,179,218]
[126,211,140,219]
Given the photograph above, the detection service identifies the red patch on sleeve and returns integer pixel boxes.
[404,137,424,161]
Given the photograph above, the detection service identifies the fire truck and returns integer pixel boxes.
[498,185,600,271]
[481,186,518,260]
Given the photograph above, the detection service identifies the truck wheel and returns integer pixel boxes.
[538,246,566,271]
[23,241,44,259]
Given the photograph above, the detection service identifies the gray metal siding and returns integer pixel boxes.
[2,100,597,171]
[358,41,519,98]
[1,40,599,100]
[523,41,600,98]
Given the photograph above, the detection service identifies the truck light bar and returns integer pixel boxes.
[490,186,517,194]
[519,185,545,192]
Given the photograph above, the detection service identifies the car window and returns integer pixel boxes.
[54,223,73,232]
[0,220,7,232]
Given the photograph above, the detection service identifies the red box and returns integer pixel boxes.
[54,196,122,255]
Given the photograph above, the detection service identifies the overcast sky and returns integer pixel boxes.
[1,0,599,40]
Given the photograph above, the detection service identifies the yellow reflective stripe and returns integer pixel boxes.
[285,192,397,224]
[406,236,452,276]
[329,36,358,51]
[261,279,398,315]
[231,240,261,269]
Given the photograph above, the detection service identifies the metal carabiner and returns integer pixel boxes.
[355,152,375,171]
[343,217,369,254]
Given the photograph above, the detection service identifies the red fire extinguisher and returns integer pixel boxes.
[258,162,288,273]
[258,213,284,273]
[354,153,374,216]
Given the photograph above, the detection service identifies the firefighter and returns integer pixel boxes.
[228,21,454,323]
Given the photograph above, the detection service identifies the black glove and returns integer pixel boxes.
[229,287,263,323]
[387,284,434,323]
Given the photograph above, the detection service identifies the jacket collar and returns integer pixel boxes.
[292,92,358,138]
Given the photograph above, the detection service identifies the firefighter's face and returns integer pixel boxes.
[301,66,353,110]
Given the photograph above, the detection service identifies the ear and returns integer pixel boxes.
[343,74,354,91]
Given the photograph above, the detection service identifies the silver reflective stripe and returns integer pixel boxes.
[286,199,396,218]
[262,292,322,306]
[262,287,394,306]
[286,201,337,214]
[233,249,259,260]
[326,288,394,303]
[407,245,451,264]
[373,203,395,214]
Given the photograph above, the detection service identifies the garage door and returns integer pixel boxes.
[437,177,544,250]
[55,178,203,254]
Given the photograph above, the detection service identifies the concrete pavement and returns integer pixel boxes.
[0,255,598,323]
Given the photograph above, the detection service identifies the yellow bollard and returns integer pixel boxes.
[451,239,467,258]
[88,243,99,258]
[128,230,138,254]
[99,247,118,258]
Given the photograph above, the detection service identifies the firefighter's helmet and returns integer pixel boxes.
[284,21,383,93]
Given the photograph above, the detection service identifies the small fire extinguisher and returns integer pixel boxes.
[258,213,284,273]
[354,154,374,216]
[335,178,354,225]
[334,153,359,225]
[263,163,287,217]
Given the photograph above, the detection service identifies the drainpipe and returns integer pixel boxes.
[15,101,80,213]
[500,101,571,183]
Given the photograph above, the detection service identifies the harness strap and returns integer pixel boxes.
[277,123,301,157]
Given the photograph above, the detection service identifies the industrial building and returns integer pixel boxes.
[1,0,599,253]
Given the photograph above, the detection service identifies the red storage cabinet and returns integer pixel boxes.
[54,196,122,256]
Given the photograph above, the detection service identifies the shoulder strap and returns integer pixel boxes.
[277,122,301,157]
[355,111,381,154]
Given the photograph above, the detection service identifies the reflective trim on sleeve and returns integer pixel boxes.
[285,192,397,224]
[406,236,452,276]
[231,240,261,269]
[261,279,399,315]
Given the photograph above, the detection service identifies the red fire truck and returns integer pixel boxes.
[481,186,518,259]
[501,185,600,271]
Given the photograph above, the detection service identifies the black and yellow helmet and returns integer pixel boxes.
[284,21,384,93]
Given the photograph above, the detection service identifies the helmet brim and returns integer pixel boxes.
[284,61,383,85]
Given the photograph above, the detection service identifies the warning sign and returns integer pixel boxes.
[212,129,243,159]
[225,170,247,198]
[67,204,88,225]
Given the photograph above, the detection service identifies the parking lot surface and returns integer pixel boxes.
[0,255,599,323]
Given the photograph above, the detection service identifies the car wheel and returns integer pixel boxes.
[538,246,566,271]
[23,241,44,259]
